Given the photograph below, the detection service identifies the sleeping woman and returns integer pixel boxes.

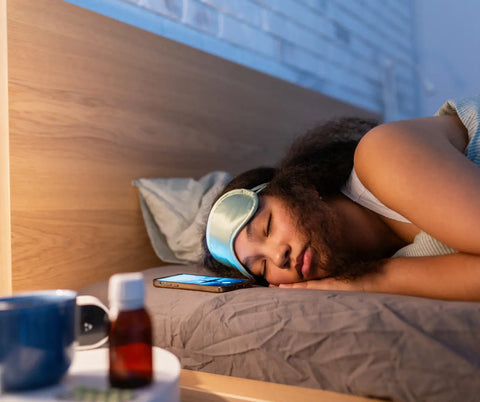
[203,95,480,301]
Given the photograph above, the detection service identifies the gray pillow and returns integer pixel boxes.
[133,171,231,264]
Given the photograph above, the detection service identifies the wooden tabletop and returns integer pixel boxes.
[180,369,379,402]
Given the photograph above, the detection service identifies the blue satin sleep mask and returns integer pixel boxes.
[206,183,268,279]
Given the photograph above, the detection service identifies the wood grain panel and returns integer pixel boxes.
[7,0,378,292]
[0,0,11,295]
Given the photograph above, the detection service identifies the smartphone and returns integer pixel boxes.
[153,273,252,293]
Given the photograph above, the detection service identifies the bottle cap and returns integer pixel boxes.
[109,272,145,311]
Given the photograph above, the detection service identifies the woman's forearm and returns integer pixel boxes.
[280,253,480,301]
[366,253,480,301]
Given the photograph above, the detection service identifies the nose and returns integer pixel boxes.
[270,244,291,268]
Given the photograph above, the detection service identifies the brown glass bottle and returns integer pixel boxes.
[108,273,153,388]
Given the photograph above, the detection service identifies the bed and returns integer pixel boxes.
[2,1,480,401]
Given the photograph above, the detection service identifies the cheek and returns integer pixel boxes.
[283,221,309,245]
[280,209,309,240]
[278,214,298,235]
[267,270,298,285]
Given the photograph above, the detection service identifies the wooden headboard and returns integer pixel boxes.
[1,0,378,294]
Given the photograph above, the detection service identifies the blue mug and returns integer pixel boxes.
[0,290,77,391]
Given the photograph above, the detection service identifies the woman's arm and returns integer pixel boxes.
[279,253,480,301]
[280,115,480,301]
[354,115,480,254]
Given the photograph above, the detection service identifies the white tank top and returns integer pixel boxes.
[341,168,411,223]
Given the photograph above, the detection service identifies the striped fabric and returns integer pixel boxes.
[437,94,480,164]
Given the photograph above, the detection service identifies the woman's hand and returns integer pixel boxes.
[274,253,480,301]
[273,277,367,291]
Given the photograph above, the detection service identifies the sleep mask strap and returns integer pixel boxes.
[251,183,268,193]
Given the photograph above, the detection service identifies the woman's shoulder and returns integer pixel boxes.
[354,115,468,178]
[352,114,480,253]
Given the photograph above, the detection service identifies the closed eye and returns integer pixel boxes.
[262,214,272,278]
[265,213,272,237]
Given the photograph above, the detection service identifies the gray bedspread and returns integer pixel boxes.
[80,265,480,401]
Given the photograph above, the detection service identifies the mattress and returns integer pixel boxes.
[80,264,480,401]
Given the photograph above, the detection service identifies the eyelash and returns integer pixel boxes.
[262,214,272,276]
[265,214,272,236]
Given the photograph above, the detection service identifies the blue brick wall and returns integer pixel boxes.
[65,0,419,120]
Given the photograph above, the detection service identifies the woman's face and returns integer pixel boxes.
[234,195,328,285]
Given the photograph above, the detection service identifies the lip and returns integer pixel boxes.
[295,247,308,279]
[301,247,312,278]
[295,246,312,280]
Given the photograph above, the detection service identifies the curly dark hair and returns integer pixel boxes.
[202,116,379,282]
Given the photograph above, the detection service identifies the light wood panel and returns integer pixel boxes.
[0,0,11,296]
[7,0,377,292]
[180,369,379,402]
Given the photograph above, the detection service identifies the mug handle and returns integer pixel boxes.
[76,295,109,351]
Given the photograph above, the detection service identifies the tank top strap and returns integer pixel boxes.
[341,168,411,223]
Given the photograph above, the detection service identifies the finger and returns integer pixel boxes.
[278,282,308,289]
